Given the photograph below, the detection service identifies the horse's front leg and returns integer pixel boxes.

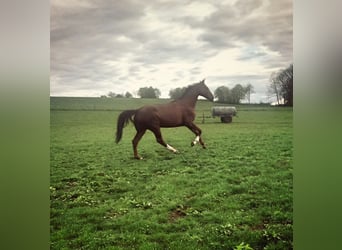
[186,122,206,149]
[192,134,206,149]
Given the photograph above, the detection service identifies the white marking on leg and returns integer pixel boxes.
[167,144,178,153]
[192,136,200,145]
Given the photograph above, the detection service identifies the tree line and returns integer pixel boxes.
[168,83,255,104]
[103,84,255,103]
[102,91,133,98]
[102,63,293,106]
[268,64,293,106]
[102,86,161,99]
[213,83,255,104]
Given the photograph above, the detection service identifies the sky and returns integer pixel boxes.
[50,0,292,103]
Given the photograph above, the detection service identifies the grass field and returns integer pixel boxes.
[50,97,293,250]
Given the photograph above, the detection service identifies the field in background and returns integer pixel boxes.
[50,97,293,249]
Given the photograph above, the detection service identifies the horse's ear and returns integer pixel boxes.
[202,78,205,83]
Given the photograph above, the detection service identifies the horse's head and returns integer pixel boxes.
[198,79,214,101]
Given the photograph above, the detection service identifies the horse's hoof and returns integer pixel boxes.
[191,142,195,147]
[134,156,143,160]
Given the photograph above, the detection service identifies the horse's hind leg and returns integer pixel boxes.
[150,127,178,153]
[132,129,146,159]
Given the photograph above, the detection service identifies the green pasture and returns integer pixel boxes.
[50,97,293,249]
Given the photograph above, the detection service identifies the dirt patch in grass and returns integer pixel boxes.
[169,206,188,222]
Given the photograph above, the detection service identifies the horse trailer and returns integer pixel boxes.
[211,106,237,123]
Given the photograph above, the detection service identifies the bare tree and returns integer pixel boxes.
[244,83,255,104]
[268,64,293,106]
[278,64,293,106]
[268,72,282,105]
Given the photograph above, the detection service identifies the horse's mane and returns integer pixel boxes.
[175,80,204,100]
[176,84,194,100]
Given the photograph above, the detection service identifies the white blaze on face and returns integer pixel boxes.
[166,144,178,153]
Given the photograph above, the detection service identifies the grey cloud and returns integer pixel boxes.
[209,74,266,84]
[199,31,234,48]
[51,1,148,94]
[234,0,264,16]
[51,1,145,35]
[51,0,292,101]
[198,0,292,64]
[238,51,267,61]
[190,67,201,74]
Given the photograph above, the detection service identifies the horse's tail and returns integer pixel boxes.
[115,110,137,143]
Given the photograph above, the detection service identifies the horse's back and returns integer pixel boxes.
[134,103,191,128]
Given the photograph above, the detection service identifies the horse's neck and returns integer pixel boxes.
[178,93,199,108]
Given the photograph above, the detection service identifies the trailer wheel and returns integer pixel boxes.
[221,116,232,123]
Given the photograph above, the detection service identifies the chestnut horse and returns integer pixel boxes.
[115,79,214,159]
